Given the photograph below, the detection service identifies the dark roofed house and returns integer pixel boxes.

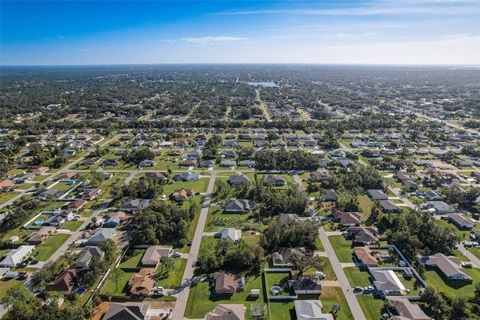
[448,214,475,230]
[271,247,306,268]
[378,200,401,213]
[346,227,379,245]
[173,172,199,182]
[122,199,151,212]
[424,201,455,215]
[76,247,104,268]
[214,272,237,295]
[263,175,286,186]
[367,189,389,200]
[228,175,250,186]
[318,189,339,202]
[224,199,251,214]
[332,211,361,227]
[103,302,152,320]
[45,269,80,294]
[288,276,322,296]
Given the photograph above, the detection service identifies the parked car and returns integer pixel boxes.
[171,252,182,258]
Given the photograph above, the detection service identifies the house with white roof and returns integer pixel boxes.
[0,245,35,267]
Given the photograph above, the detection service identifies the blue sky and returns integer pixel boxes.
[1,0,479,65]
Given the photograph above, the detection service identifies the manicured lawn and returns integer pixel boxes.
[357,295,384,320]
[0,279,23,300]
[0,192,19,205]
[357,195,373,216]
[184,274,264,318]
[156,258,187,288]
[303,257,336,281]
[101,268,136,296]
[469,247,480,260]
[424,267,480,298]
[163,177,210,195]
[268,301,295,320]
[33,234,70,261]
[265,272,292,296]
[329,235,354,263]
[435,219,472,241]
[343,267,371,287]
[315,237,325,251]
[62,220,83,231]
[119,249,145,269]
[321,287,354,320]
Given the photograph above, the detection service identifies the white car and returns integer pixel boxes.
[315,271,326,280]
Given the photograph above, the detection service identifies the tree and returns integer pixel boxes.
[289,253,325,276]
[110,268,121,292]
[330,303,340,319]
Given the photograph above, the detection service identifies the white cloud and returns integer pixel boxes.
[180,36,247,44]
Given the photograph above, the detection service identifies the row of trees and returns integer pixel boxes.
[261,219,318,252]
[131,200,196,246]
[254,149,319,170]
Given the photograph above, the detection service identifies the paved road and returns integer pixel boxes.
[293,174,366,320]
[457,244,480,268]
[172,172,216,320]
[318,227,367,320]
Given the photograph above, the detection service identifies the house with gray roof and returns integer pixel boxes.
[86,228,116,246]
[448,214,475,230]
[370,269,407,296]
[76,247,104,268]
[418,253,472,282]
[121,199,151,212]
[224,199,251,214]
[424,201,455,215]
[294,300,334,320]
[228,175,250,186]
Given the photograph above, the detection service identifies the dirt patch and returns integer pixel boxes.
[91,301,110,320]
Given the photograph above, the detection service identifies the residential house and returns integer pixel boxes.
[395,172,418,191]
[180,159,197,167]
[221,150,238,158]
[173,172,199,182]
[0,245,35,267]
[318,189,339,202]
[67,199,87,212]
[38,188,63,201]
[294,300,334,320]
[367,189,389,201]
[103,303,162,320]
[44,211,73,227]
[220,160,236,168]
[76,247,104,268]
[58,172,77,181]
[27,226,56,244]
[82,188,101,200]
[45,269,80,294]
[238,160,256,168]
[0,179,15,192]
[424,201,455,215]
[378,200,401,213]
[416,190,442,201]
[216,228,242,242]
[333,211,361,227]
[86,228,116,246]
[228,175,250,186]
[171,189,193,202]
[104,211,126,228]
[387,297,430,320]
[128,268,156,296]
[263,175,286,186]
[224,199,251,214]
[353,247,378,267]
[141,245,173,268]
[31,166,49,175]
[448,214,476,230]
[346,227,379,245]
[122,199,151,212]
[271,247,306,268]
[370,269,407,296]
[289,276,322,296]
[213,272,237,295]
[199,160,215,168]
[205,304,246,320]
[418,253,472,282]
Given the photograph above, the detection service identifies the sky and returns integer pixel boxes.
[1,0,479,65]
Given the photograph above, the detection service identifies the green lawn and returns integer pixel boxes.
[33,234,70,261]
[156,258,187,288]
[205,206,262,232]
[435,219,472,241]
[424,267,480,298]
[321,287,354,320]
[0,279,23,300]
[265,272,292,296]
[357,295,384,320]
[184,275,264,319]
[119,250,145,269]
[357,195,373,216]
[303,257,336,281]
[62,220,83,231]
[0,192,19,205]
[101,268,136,296]
[469,247,480,260]
[163,177,210,195]
[343,267,371,287]
[329,235,354,263]
[268,301,295,320]
[315,237,325,251]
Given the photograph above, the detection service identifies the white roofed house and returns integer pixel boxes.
[370,269,407,296]
[418,253,472,282]
[0,245,35,267]
[141,245,173,268]
[216,228,242,242]
[294,300,334,320]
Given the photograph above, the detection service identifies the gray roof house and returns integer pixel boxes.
[217,228,242,242]
[424,201,456,215]
[367,189,389,200]
[224,199,251,214]
[294,300,334,320]
[86,228,116,246]
[103,302,152,320]
[289,276,322,296]
[173,172,199,182]
[418,253,472,282]
[121,199,151,212]
[76,247,104,268]
[448,214,476,230]
[0,245,35,267]
[387,297,430,320]
[228,175,250,186]
[378,200,401,213]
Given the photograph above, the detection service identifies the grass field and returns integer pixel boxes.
[119,250,144,269]
[435,219,472,241]
[101,268,136,296]
[0,191,20,205]
[268,301,295,320]
[424,267,480,298]
[184,275,264,318]
[357,295,384,320]
[321,287,354,320]
[469,247,480,260]
[0,279,23,300]
[156,258,187,288]
[329,235,354,263]
[33,233,70,261]
[357,195,373,216]
[62,220,83,231]
[343,267,371,287]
